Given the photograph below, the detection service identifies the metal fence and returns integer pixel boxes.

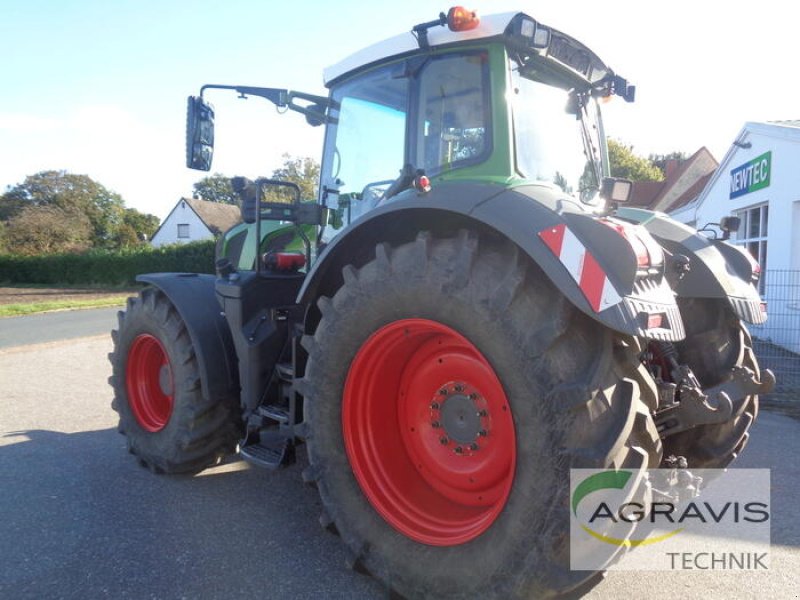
[749,270,800,403]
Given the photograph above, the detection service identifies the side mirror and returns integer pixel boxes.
[719,215,741,240]
[601,177,633,203]
[186,96,215,171]
[720,215,741,234]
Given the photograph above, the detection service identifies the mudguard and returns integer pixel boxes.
[617,207,767,325]
[299,182,685,341]
[137,273,239,402]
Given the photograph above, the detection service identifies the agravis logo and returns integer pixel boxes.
[571,469,683,547]
[570,468,771,571]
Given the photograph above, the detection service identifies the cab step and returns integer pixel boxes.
[276,362,294,382]
[239,431,295,470]
[256,404,290,425]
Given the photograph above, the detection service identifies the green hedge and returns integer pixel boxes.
[0,240,216,286]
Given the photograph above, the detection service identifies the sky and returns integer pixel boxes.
[2,0,799,219]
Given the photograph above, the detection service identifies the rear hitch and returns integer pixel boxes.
[655,365,775,438]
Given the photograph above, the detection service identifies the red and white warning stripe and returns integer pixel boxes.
[538,224,622,313]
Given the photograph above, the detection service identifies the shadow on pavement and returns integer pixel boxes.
[0,428,384,600]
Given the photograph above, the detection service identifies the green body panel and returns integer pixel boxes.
[218,220,312,271]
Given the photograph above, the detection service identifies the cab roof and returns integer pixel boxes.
[323,10,618,95]
[324,12,518,86]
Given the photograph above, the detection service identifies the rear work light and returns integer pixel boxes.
[446,6,479,31]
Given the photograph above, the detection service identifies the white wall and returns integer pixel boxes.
[151,200,213,247]
[793,201,800,271]
[668,201,697,227]
[690,124,800,352]
[694,127,798,271]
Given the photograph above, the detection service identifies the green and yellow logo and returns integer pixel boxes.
[571,470,683,548]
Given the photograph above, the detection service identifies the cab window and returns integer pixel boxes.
[416,52,491,175]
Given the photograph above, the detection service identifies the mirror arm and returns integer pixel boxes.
[287,91,338,126]
[200,84,287,106]
[199,85,335,125]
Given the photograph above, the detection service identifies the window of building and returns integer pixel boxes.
[734,203,768,293]
[177,223,190,239]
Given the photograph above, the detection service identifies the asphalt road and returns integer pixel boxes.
[0,306,121,349]
[0,308,798,599]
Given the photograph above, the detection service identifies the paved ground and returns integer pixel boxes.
[0,334,384,600]
[0,307,121,349]
[0,308,798,599]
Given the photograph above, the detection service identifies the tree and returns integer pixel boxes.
[193,156,320,208]
[270,154,320,201]
[0,170,125,249]
[0,170,161,253]
[107,209,160,249]
[5,205,92,255]
[192,173,237,205]
[119,208,160,245]
[607,139,663,182]
[648,151,688,179]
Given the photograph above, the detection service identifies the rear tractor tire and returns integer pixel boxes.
[109,287,240,474]
[302,231,662,599]
[664,298,761,469]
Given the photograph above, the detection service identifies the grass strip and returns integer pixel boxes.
[0,296,129,317]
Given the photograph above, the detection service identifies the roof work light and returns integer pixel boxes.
[507,15,551,50]
[412,6,479,47]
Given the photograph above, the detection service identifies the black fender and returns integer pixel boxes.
[617,207,766,325]
[136,273,239,402]
[299,182,684,340]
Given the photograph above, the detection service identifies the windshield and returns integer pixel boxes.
[320,65,408,240]
[511,65,604,203]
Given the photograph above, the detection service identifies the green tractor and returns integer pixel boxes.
[110,7,773,598]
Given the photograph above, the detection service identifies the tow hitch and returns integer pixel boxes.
[655,365,775,438]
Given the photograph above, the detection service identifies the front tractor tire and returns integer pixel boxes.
[303,231,662,599]
[109,287,240,474]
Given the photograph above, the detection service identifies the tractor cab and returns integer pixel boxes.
[318,9,635,239]
[187,8,636,266]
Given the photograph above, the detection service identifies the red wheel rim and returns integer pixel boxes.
[343,318,516,546]
[126,334,174,432]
